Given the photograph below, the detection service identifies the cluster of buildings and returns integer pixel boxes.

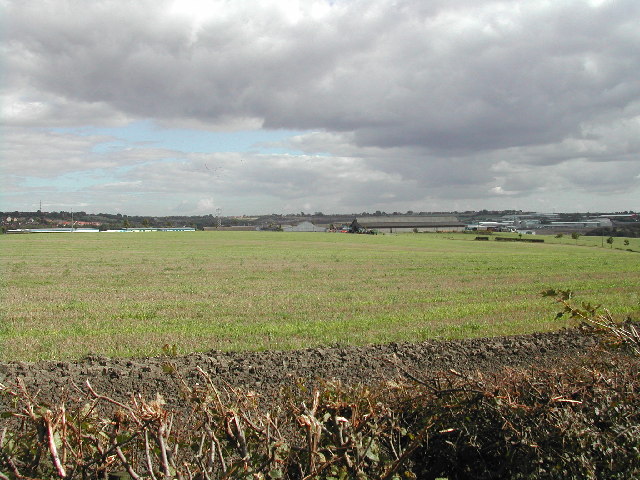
[465,214,618,235]
[205,215,468,234]
[6,227,196,234]
[5,211,635,235]
[259,213,625,235]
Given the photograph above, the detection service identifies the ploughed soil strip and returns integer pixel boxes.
[0,329,597,409]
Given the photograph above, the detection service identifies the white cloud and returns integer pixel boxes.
[196,197,216,212]
[2,0,639,214]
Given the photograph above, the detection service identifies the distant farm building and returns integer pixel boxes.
[534,218,613,235]
[103,228,196,233]
[545,219,613,229]
[7,228,100,234]
[282,221,326,232]
[465,222,516,232]
[354,216,466,233]
[203,226,258,232]
[57,220,101,227]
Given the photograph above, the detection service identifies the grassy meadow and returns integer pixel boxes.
[1,231,639,361]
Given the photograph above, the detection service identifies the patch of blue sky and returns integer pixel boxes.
[52,120,306,155]
[91,141,130,154]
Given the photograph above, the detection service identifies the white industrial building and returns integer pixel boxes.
[282,221,327,232]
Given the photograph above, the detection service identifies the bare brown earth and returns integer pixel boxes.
[0,329,598,411]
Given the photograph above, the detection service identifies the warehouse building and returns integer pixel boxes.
[282,221,327,232]
[353,216,466,233]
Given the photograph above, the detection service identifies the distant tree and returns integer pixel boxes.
[142,218,149,227]
[607,236,614,248]
[571,232,580,244]
[555,233,563,239]
[624,239,630,246]
[123,219,130,229]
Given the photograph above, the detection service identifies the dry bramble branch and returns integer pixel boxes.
[541,288,640,356]
[0,373,289,480]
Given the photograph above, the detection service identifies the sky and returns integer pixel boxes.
[2,0,639,216]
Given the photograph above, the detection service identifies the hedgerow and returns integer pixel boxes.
[1,352,639,479]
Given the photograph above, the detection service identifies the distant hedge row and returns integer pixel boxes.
[495,236,545,243]
[475,235,545,243]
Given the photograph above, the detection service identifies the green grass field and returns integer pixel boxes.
[1,231,639,361]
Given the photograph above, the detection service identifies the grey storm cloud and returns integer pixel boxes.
[5,0,639,149]
[2,0,639,214]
